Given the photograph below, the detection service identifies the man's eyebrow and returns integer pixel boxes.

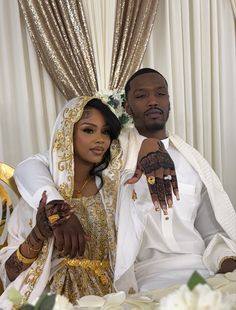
[134,86,167,92]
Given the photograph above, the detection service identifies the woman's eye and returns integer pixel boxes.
[83,128,94,134]
[102,128,110,136]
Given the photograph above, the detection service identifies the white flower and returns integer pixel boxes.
[7,287,23,305]
[158,284,236,310]
[52,294,74,310]
[94,89,132,128]
[76,291,126,309]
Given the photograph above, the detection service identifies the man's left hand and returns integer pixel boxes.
[126,138,179,214]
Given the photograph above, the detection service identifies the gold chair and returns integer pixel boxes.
[0,162,20,246]
[0,163,20,294]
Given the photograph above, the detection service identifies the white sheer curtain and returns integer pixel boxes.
[0,0,65,167]
[82,0,116,90]
[142,0,236,206]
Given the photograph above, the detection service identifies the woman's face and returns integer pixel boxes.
[73,107,111,165]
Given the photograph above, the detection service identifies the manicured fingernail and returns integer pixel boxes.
[168,199,173,207]
[176,192,180,200]
[163,209,168,216]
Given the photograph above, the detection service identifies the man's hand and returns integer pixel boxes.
[127,138,179,214]
[217,258,236,274]
[53,213,89,258]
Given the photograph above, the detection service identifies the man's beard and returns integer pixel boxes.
[145,122,165,132]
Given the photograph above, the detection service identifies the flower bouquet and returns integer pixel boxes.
[8,271,236,309]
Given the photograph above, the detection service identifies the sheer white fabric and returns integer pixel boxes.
[142,0,236,207]
[82,0,116,90]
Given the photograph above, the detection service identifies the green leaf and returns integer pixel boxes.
[19,305,34,310]
[187,271,207,290]
[35,294,56,310]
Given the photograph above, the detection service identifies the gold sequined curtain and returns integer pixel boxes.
[18,0,98,100]
[109,0,159,90]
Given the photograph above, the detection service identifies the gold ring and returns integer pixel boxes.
[147,176,155,185]
[48,214,60,224]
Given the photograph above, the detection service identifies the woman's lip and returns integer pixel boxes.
[90,148,104,155]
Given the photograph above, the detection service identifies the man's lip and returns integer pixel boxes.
[145,108,163,116]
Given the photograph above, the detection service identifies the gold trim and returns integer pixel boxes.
[64,258,110,285]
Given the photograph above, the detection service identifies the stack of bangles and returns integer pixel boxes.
[16,247,38,265]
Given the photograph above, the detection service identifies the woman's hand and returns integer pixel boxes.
[53,213,89,258]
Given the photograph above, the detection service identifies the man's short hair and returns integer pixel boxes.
[125,68,168,98]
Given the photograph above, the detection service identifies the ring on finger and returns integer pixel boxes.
[147,176,155,185]
[48,213,60,224]
[164,175,172,181]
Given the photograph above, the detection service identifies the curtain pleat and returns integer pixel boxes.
[231,0,236,18]
[18,0,98,100]
[109,0,159,90]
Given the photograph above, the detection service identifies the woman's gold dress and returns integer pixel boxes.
[49,193,115,304]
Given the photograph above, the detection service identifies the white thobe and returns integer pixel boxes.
[114,128,236,293]
[134,138,226,291]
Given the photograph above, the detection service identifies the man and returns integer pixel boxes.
[14,68,236,293]
[113,68,236,293]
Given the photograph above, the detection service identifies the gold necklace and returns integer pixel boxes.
[75,176,92,198]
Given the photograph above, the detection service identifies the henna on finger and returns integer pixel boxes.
[171,175,180,200]
[164,179,172,207]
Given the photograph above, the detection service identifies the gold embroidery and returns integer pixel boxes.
[50,194,114,303]
[28,218,32,228]
[64,258,109,285]
[132,189,137,201]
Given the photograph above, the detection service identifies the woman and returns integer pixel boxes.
[0,97,122,307]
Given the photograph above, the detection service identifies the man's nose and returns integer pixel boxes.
[147,94,159,106]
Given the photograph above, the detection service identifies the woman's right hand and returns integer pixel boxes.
[53,213,89,258]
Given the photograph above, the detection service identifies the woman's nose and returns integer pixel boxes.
[95,134,105,144]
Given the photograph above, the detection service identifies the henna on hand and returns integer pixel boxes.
[128,138,179,213]
[45,200,73,229]
[5,251,25,281]
[35,192,53,240]
[139,151,175,173]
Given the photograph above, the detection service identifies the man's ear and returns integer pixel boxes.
[125,101,132,116]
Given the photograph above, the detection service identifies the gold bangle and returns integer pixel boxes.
[219,256,236,269]
[48,214,60,224]
[28,244,42,252]
[16,248,37,264]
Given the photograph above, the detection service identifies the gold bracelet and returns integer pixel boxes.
[28,244,42,252]
[16,248,38,265]
[219,256,236,269]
